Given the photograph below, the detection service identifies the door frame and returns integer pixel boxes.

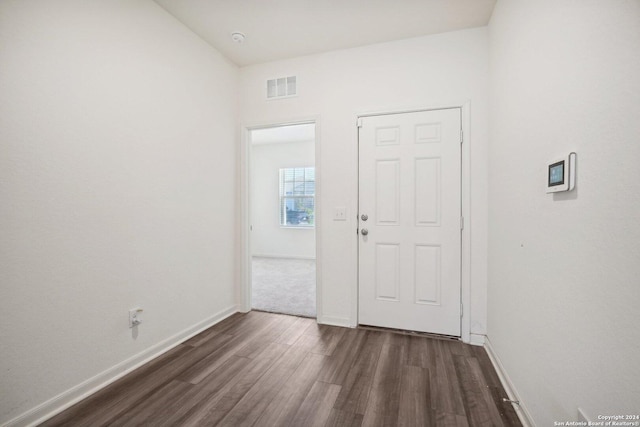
[355,102,472,343]
[239,117,322,319]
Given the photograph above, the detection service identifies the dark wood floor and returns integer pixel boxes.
[41,311,521,426]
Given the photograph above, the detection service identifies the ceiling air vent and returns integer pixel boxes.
[267,76,297,100]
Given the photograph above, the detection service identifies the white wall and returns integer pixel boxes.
[240,28,490,328]
[488,0,640,424]
[0,1,238,424]
[251,140,315,259]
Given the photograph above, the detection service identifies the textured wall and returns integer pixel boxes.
[0,1,238,423]
[488,0,640,423]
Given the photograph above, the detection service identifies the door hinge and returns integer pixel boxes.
[357,118,363,128]
[460,129,464,144]
[460,303,463,317]
[460,216,464,230]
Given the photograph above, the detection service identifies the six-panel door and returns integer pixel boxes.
[358,108,462,336]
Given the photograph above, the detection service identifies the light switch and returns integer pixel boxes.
[334,207,347,221]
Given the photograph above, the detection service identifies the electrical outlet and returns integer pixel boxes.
[129,308,143,328]
[334,207,347,221]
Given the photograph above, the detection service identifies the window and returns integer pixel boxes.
[279,167,315,227]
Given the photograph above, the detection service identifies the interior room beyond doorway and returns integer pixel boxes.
[249,123,317,318]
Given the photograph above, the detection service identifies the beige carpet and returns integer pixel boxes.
[251,256,316,318]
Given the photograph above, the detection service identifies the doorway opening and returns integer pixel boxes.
[248,122,317,318]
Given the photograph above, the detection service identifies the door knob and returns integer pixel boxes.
[361,214,368,221]
[361,228,369,236]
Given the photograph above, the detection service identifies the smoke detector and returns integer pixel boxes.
[231,32,245,43]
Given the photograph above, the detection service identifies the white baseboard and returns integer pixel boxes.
[4,305,238,427]
[469,333,486,346]
[317,315,352,328]
[484,337,536,427]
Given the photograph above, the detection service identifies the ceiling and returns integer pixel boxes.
[250,123,315,145]
[153,0,497,67]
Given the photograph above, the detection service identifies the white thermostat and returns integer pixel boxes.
[546,152,576,193]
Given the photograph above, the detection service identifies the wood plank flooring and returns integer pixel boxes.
[41,311,521,427]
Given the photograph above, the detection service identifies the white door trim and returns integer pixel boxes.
[355,101,472,343]
[239,117,323,320]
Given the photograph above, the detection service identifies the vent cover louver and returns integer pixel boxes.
[267,76,297,99]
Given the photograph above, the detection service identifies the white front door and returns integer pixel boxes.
[358,108,462,336]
